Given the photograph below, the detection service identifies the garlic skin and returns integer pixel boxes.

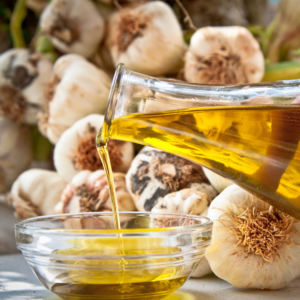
[9,169,66,219]
[54,114,134,181]
[106,1,187,76]
[206,185,300,290]
[55,170,136,214]
[202,168,233,193]
[0,49,52,124]
[38,54,111,144]
[191,256,212,278]
[0,118,32,194]
[40,0,104,58]
[184,26,264,84]
[151,189,210,216]
[126,147,210,211]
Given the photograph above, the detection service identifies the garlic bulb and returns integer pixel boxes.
[54,114,134,181]
[40,0,104,58]
[206,185,300,290]
[55,170,136,214]
[0,49,52,124]
[151,189,210,216]
[126,147,210,211]
[9,169,67,219]
[38,54,111,144]
[105,1,187,76]
[202,168,233,193]
[184,26,264,84]
[0,118,32,194]
[191,256,212,278]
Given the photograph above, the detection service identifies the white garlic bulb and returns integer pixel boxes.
[54,114,134,181]
[126,147,210,211]
[105,1,187,76]
[40,0,104,58]
[184,26,264,84]
[0,118,32,194]
[191,256,212,278]
[151,189,210,216]
[0,49,52,124]
[55,170,136,214]
[9,169,67,219]
[202,168,233,193]
[38,54,111,144]
[206,185,300,290]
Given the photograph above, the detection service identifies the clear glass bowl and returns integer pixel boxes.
[15,212,212,300]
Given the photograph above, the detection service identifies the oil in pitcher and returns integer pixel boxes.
[99,64,300,219]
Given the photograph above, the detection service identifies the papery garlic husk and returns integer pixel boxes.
[54,114,134,181]
[184,26,264,84]
[0,118,32,194]
[206,184,300,290]
[38,54,111,144]
[26,0,48,13]
[40,0,104,58]
[151,189,210,216]
[55,170,136,215]
[0,49,52,124]
[202,168,233,193]
[126,147,210,211]
[105,1,187,76]
[9,169,67,219]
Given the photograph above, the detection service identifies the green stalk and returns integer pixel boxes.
[262,61,300,82]
[263,0,300,63]
[10,0,27,48]
[30,125,53,162]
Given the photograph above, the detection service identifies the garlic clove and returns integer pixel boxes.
[151,189,210,216]
[202,168,233,193]
[54,114,134,181]
[40,0,105,58]
[191,256,212,278]
[0,49,52,124]
[206,184,300,290]
[55,170,136,214]
[105,1,187,76]
[0,118,33,194]
[9,169,67,219]
[126,146,210,211]
[38,54,111,144]
[184,26,264,84]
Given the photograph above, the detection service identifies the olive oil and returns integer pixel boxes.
[51,236,187,300]
[102,105,300,219]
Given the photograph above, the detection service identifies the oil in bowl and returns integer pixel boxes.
[15,212,212,300]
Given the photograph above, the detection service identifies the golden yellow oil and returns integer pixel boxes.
[105,105,300,219]
[50,236,187,300]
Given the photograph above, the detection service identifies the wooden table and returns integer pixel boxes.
[0,254,299,300]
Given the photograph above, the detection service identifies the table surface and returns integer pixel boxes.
[0,254,299,300]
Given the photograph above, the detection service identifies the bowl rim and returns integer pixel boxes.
[15,211,212,235]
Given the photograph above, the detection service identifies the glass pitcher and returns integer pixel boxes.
[98,64,300,219]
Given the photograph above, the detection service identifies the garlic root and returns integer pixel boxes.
[206,184,300,290]
[55,170,136,214]
[184,26,264,84]
[40,0,104,58]
[38,54,111,144]
[106,1,187,76]
[9,169,67,219]
[54,114,134,181]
